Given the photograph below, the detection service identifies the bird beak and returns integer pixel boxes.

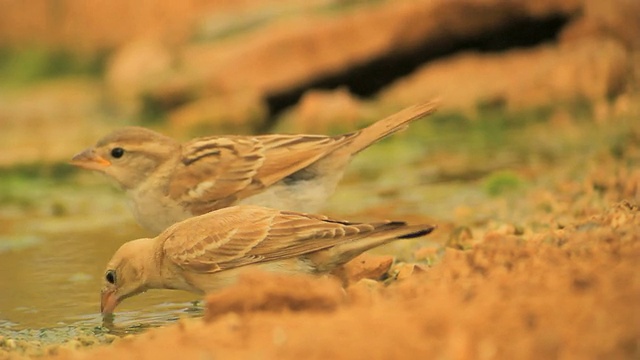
[101,288,119,315]
[70,148,111,170]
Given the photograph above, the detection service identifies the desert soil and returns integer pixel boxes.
[1,99,639,359]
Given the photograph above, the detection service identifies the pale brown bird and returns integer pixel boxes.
[100,205,435,315]
[71,101,438,233]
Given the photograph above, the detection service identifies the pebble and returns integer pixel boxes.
[392,263,416,280]
[5,339,16,350]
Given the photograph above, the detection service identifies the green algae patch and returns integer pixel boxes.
[482,170,523,196]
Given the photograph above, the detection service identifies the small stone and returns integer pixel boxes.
[392,263,417,281]
[104,334,118,344]
[446,226,474,250]
[338,253,395,284]
[5,339,16,350]
[496,224,517,236]
[76,335,97,346]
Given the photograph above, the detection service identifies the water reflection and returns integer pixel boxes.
[0,211,201,331]
[101,300,203,336]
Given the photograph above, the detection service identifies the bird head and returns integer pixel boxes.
[71,127,180,190]
[101,238,155,315]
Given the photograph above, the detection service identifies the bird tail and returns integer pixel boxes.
[308,221,436,272]
[343,99,439,155]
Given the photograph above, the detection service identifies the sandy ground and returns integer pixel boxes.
[35,206,640,359]
[7,179,638,359]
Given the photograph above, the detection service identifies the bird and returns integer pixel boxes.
[100,204,435,315]
[71,100,438,234]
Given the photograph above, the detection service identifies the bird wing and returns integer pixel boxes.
[161,205,375,273]
[167,134,355,214]
[249,133,354,185]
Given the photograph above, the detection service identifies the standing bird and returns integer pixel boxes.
[100,205,435,315]
[71,101,438,233]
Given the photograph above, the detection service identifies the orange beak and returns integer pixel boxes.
[70,148,111,170]
[101,288,119,315]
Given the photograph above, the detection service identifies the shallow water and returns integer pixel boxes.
[0,215,205,334]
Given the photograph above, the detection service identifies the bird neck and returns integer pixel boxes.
[138,239,168,290]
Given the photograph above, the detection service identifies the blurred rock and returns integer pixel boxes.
[203,271,344,320]
[133,0,594,123]
[390,262,418,281]
[0,79,116,166]
[446,226,475,250]
[104,39,175,114]
[168,91,268,136]
[275,88,365,134]
[1,0,639,164]
[25,0,636,126]
[380,38,630,112]
[332,253,394,285]
[0,0,331,49]
[559,0,640,49]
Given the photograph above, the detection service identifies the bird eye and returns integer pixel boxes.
[110,147,125,158]
[105,270,117,285]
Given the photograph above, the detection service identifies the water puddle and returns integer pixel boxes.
[0,207,204,340]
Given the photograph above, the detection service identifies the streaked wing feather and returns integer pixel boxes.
[252,134,355,185]
[168,138,265,213]
[168,134,356,214]
[163,207,276,271]
[162,206,377,273]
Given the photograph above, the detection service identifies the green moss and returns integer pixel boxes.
[566,97,593,120]
[0,47,108,85]
[319,0,385,14]
[139,88,198,126]
[0,163,80,206]
[483,170,523,196]
[139,93,169,125]
[0,162,79,180]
